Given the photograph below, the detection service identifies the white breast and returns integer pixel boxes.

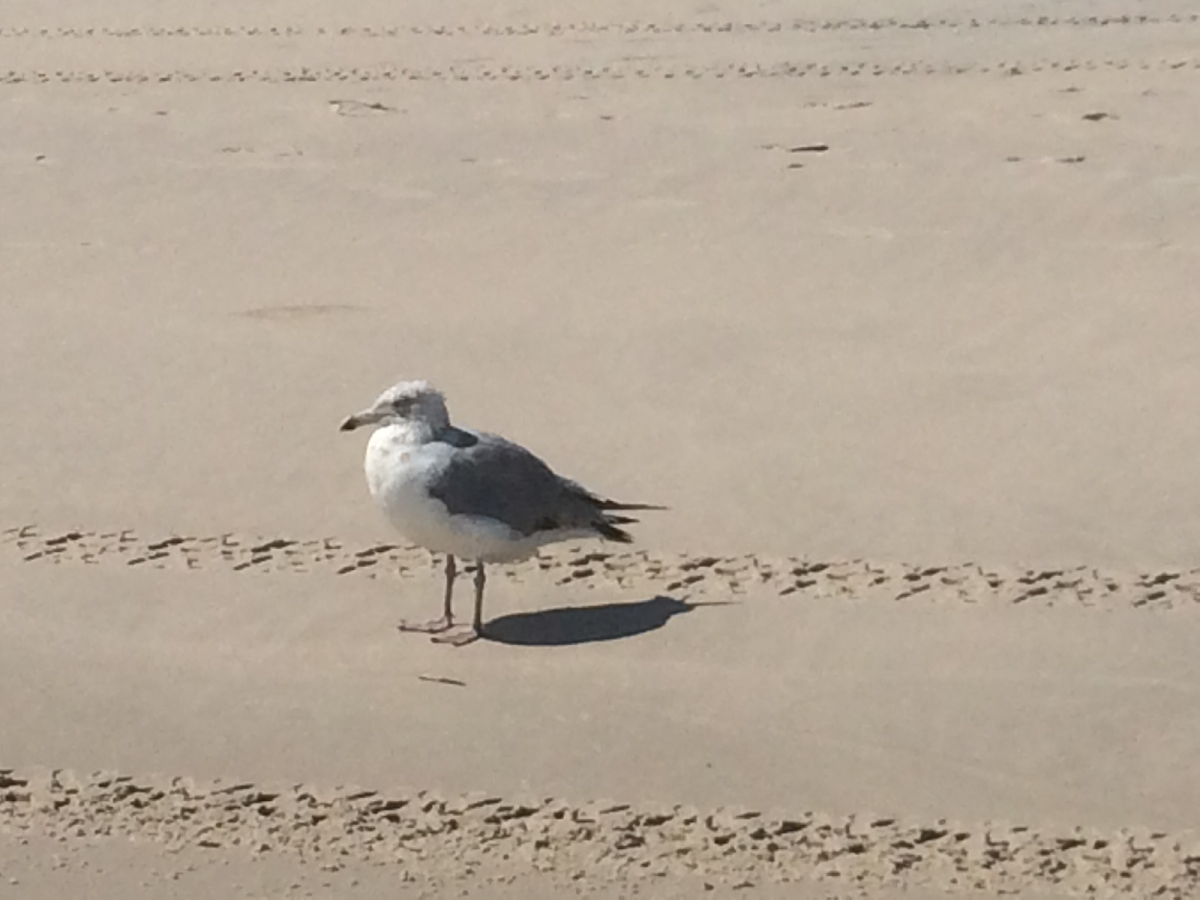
[363,425,541,563]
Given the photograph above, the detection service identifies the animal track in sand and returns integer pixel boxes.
[1,13,1198,86]
[1,766,1198,897]
[328,98,396,116]
[238,303,363,322]
[3,523,1199,611]
[1,14,1197,40]
[2,58,1199,85]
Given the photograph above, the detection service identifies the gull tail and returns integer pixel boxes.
[571,483,667,514]
[593,519,635,543]
[591,497,665,544]
[593,496,665,543]
[594,498,668,512]
[602,513,642,526]
[560,479,665,543]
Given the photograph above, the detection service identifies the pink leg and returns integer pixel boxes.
[431,563,485,646]
[398,554,455,634]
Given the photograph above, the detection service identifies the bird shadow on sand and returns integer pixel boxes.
[482,596,730,647]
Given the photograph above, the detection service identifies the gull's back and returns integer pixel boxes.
[423,428,596,540]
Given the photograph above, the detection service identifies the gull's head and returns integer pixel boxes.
[339,380,450,433]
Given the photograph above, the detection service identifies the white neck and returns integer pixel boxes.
[379,419,441,446]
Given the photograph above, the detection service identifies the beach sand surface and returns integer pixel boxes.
[2,1,1200,896]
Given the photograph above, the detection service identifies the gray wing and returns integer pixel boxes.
[425,430,638,540]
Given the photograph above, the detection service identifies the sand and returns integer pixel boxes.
[2,0,1200,897]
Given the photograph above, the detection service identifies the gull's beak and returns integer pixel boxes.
[339,409,379,432]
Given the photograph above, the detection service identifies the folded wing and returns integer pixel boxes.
[426,432,661,542]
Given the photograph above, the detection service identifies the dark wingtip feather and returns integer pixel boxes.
[604,514,641,526]
[594,520,634,543]
[563,481,666,513]
[595,498,667,512]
